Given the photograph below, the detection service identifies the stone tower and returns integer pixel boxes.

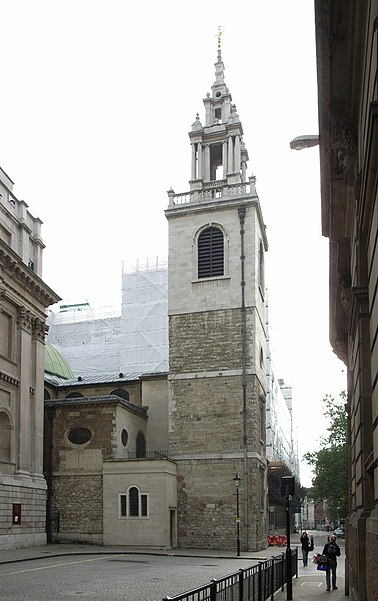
[165,41,268,551]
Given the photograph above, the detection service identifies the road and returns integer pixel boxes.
[0,554,259,601]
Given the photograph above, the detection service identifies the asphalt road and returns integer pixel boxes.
[0,554,259,601]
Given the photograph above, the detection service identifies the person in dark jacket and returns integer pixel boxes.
[300,531,311,566]
[322,535,341,591]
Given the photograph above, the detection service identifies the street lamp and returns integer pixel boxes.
[290,134,319,150]
[233,473,241,557]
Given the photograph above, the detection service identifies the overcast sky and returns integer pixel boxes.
[1,0,346,486]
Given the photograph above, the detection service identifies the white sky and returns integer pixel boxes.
[1,0,346,486]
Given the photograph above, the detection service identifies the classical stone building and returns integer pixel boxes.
[165,43,268,551]
[0,166,59,549]
[44,46,301,553]
[314,2,378,599]
[43,372,176,548]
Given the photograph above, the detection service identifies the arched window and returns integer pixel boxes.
[110,389,129,401]
[120,486,148,517]
[0,412,11,462]
[198,226,224,278]
[65,392,84,399]
[136,432,146,458]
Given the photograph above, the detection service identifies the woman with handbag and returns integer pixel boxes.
[300,531,311,566]
[322,535,341,591]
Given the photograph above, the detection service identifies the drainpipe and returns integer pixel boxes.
[238,206,249,551]
[46,407,55,543]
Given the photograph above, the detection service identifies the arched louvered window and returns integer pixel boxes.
[198,226,224,278]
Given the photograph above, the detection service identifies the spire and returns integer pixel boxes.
[213,26,226,90]
[186,32,249,189]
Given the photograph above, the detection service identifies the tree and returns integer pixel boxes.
[304,392,348,523]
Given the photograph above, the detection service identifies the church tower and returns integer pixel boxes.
[165,38,268,551]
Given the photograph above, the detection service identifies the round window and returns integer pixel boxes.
[68,427,91,445]
[121,428,129,448]
[216,91,221,97]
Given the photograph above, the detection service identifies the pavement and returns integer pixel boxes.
[0,530,347,600]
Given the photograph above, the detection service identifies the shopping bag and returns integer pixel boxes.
[317,563,329,571]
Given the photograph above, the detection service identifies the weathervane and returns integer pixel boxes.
[216,25,224,49]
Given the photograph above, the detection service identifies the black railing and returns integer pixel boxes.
[126,450,169,459]
[162,547,297,601]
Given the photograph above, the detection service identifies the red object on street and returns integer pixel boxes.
[268,533,287,547]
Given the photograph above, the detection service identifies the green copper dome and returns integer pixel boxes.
[45,343,74,380]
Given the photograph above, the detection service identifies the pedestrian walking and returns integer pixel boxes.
[322,534,341,591]
[300,531,311,566]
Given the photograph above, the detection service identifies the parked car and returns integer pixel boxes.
[334,527,345,538]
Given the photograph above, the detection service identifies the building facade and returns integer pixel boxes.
[0,166,59,549]
[315,2,378,600]
[44,374,176,548]
[165,44,268,551]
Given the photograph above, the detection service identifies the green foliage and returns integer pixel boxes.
[303,392,348,521]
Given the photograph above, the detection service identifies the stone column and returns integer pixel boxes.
[204,145,210,182]
[228,136,234,174]
[198,143,203,179]
[241,160,247,182]
[222,141,228,178]
[191,143,197,180]
[31,317,46,478]
[16,307,33,476]
[235,135,241,175]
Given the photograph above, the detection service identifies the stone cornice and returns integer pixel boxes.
[0,243,60,308]
[0,370,20,388]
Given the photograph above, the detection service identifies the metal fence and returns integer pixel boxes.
[162,548,298,601]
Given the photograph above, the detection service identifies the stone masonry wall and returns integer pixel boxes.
[169,374,263,455]
[52,404,115,467]
[0,482,46,548]
[169,308,248,374]
[169,308,267,550]
[52,475,103,543]
[176,457,266,550]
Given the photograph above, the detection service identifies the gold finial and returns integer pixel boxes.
[216,26,224,49]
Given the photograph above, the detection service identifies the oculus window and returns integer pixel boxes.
[68,427,91,445]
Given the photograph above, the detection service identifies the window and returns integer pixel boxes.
[198,226,224,278]
[0,412,11,462]
[65,392,84,399]
[12,504,21,525]
[110,388,129,401]
[0,311,12,358]
[120,487,148,518]
[136,432,146,458]
[68,427,91,445]
[121,428,129,448]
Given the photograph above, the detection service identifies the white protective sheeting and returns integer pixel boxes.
[46,259,168,381]
[47,313,122,379]
[121,260,168,375]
